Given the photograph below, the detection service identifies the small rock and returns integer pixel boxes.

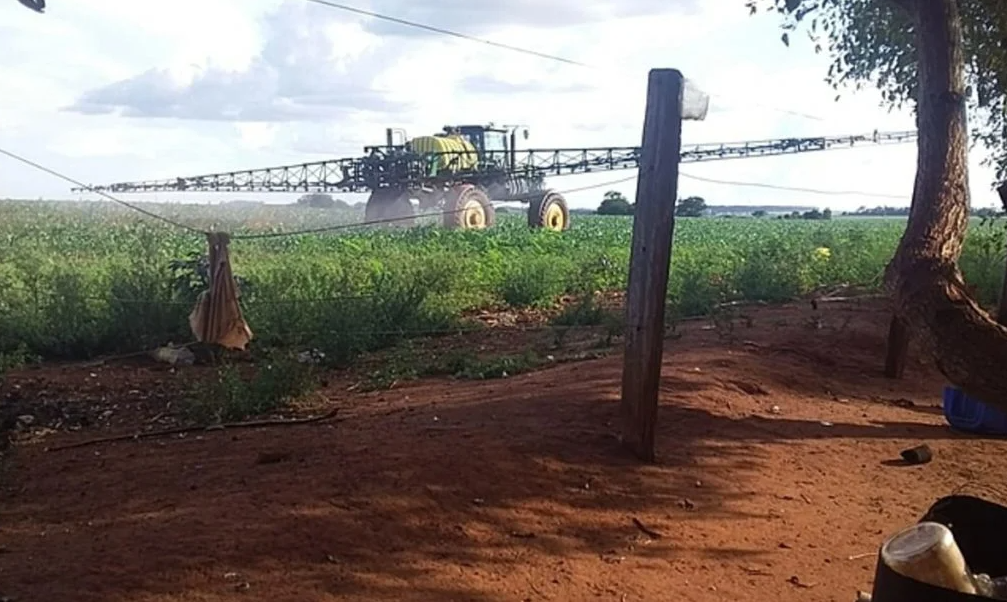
[770,405,781,414]
[16,415,34,427]
[899,444,933,465]
[296,349,325,364]
[151,346,195,366]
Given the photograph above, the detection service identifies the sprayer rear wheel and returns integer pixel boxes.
[365,189,415,227]
[528,190,570,231]
[444,185,495,230]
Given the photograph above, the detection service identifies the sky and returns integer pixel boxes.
[0,0,1001,212]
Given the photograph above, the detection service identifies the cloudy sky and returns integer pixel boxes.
[0,0,1000,212]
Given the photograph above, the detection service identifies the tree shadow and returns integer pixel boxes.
[0,300,986,602]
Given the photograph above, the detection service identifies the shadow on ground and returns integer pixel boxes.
[0,300,1000,602]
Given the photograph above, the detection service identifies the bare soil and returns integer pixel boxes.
[3,297,1007,602]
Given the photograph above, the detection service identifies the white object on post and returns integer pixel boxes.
[680,78,710,121]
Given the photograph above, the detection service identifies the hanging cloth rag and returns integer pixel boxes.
[188,231,253,350]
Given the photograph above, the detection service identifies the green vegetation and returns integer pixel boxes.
[184,352,318,423]
[1,200,1005,368]
[676,196,708,217]
[597,191,633,215]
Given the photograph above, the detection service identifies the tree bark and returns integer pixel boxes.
[886,0,1007,407]
[997,183,1007,325]
[884,315,910,378]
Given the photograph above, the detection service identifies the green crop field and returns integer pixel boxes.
[1,199,1004,367]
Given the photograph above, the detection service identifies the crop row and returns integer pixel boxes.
[1,201,1004,365]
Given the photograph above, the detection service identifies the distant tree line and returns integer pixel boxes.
[841,205,1002,218]
[595,191,710,217]
[296,193,352,210]
[777,208,832,220]
[595,191,834,219]
[841,205,910,217]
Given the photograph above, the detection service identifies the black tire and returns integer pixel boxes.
[528,190,570,231]
[365,189,414,227]
[443,185,496,230]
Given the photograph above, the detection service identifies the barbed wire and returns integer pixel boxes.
[2,321,616,373]
[229,176,645,240]
[302,0,826,122]
[303,0,589,67]
[3,143,922,241]
[0,148,205,235]
[677,170,908,200]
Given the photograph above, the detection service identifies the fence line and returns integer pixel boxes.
[2,321,620,373]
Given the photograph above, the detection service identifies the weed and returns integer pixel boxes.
[437,350,543,380]
[183,353,317,424]
[364,345,546,390]
[498,256,571,308]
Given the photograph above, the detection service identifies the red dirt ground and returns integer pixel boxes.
[3,298,1007,602]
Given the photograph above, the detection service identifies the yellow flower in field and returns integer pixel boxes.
[813,246,831,261]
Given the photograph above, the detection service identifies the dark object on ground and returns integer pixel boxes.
[900,444,933,465]
[871,495,1007,601]
[16,0,45,13]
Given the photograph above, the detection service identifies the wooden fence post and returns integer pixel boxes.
[620,69,707,462]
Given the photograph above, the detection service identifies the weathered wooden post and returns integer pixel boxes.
[620,69,708,462]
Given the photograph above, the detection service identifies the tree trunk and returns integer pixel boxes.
[886,0,1007,407]
[884,315,910,378]
[997,183,1007,325]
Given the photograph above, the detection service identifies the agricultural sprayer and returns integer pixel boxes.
[77,125,919,231]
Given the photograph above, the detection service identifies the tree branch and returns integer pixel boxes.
[46,407,341,451]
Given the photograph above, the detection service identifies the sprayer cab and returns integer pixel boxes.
[443,124,528,170]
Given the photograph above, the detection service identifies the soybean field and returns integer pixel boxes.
[1,199,1003,366]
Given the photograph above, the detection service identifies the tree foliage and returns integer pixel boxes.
[296,193,349,209]
[676,196,708,217]
[746,0,1007,184]
[597,190,634,215]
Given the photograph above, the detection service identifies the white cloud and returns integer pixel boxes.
[0,0,999,212]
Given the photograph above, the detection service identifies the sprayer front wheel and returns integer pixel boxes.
[528,190,570,231]
[444,185,495,230]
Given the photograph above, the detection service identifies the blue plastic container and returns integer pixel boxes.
[942,386,1007,436]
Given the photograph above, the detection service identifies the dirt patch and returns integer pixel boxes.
[2,298,1006,602]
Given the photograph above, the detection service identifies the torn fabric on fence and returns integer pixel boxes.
[188,232,253,350]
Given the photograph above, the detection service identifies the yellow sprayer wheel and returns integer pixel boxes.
[528,190,570,231]
[444,185,496,230]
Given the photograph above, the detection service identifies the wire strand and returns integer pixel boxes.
[677,170,907,199]
[229,175,645,240]
[302,0,826,122]
[0,147,206,234]
[303,0,588,67]
[1,143,914,240]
